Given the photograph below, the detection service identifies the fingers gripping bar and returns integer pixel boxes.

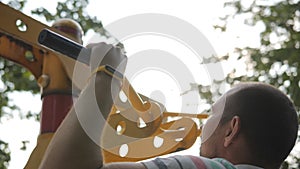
[38,28,150,112]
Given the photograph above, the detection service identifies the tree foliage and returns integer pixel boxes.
[0,141,10,169]
[215,0,300,168]
[31,0,102,35]
[221,0,300,108]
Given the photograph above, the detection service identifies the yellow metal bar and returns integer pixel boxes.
[122,77,151,112]
[0,3,209,165]
[0,3,79,50]
[0,2,84,81]
[163,112,209,119]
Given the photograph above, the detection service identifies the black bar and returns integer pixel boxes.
[38,29,125,78]
[38,29,90,65]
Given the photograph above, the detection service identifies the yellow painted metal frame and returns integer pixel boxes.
[0,2,209,166]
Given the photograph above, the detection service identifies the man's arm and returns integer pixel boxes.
[39,43,146,169]
[39,95,146,169]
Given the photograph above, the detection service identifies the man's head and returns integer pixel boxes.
[200,82,298,168]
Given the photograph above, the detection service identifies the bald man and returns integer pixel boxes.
[39,43,298,169]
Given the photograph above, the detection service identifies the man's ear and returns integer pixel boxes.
[224,116,241,147]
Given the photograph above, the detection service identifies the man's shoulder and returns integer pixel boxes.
[142,155,236,169]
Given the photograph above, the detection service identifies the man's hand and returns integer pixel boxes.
[85,42,127,119]
[87,42,127,73]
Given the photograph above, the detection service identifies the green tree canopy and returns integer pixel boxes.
[216,0,300,167]
[220,0,300,108]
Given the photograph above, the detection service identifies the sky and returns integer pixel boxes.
[0,0,268,168]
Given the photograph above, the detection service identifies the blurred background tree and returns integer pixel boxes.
[186,0,300,168]
[220,0,300,108]
[213,0,300,168]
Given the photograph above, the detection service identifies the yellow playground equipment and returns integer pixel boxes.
[0,3,208,168]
